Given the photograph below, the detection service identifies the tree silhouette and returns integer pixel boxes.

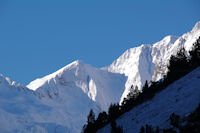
[189,36,200,67]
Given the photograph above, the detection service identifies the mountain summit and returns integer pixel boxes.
[27,59,126,110]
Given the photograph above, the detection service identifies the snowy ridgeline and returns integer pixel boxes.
[106,21,200,103]
[97,67,200,133]
[0,22,199,133]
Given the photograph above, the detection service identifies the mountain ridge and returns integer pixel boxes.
[106,21,200,102]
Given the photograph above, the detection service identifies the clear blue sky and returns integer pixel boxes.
[0,0,199,85]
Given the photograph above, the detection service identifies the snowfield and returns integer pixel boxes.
[97,67,200,133]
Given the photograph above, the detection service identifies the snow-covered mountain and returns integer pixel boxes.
[27,60,126,111]
[26,60,126,132]
[97,67,200,133]
[0,74,69,133]
[0,61,126,133]
[106,21,200,103]
[0,22,199,133]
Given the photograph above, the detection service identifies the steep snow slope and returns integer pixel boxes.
[106,22,200,102]
[27,60,126,132]
[98,67,200,133]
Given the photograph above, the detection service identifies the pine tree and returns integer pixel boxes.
[145,124,154,133]
[87,109,95,124]
[96,111,108,128]
[111,120,123,133]
[155,127,160,133]
[82,109,96,133]
[139,126,145,133]
[167,47,189,84]
[108,103,120,121]
[126,85,135,100]
[189,36,200,67]
[170,113,180,128]
[143,80,149,91]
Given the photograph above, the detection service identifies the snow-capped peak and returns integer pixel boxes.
[27,60,85,91]
[192,21,200,32]
[106,21,200,102]
[25,59,127,132]
[27,59,126,109]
